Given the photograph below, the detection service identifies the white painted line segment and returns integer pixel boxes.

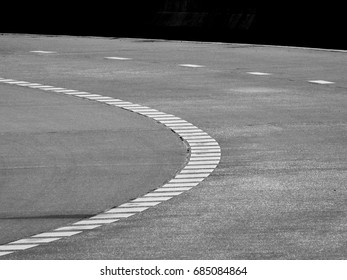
[308,80,335,84]
[106,207,149,213]
[55,225,101,231]
[0,252,14,256]
[247,72,272,76]
[145,192,182,197]
[30,50,56,54]
[10,238,61,244]
[162,182,200,187]
[105,57,132,60]
[133,197,173,202]
[74,219,119,225]
[91,213,135,219]
[179,64,205,68]
[0,244,39,251]
[120,202,161,207]
[154,187,192,192]
[32,231,82,238]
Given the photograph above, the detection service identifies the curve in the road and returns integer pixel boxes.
[0,77,221,257]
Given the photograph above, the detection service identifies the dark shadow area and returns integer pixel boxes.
[1,1,346,49]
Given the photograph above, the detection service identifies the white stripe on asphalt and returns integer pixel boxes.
[119,202,161,207]
[106,207,149,213]
[0,244,39,250]
[247,72,272,75]
[0,252,14,256]
[133,197,173,202]
[54,225,101,231]
[91,213,135,219]
[145,192,182,196]
[105,57,132,60]
[154,187,192,192]
[308,80,335,84]
[10,238,61,244]
[32,231,82,238]
[179,64,205,68]
[74,219,119,225]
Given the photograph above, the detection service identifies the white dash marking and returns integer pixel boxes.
[41,87,65,91]
[106,207,149,213]
[181,169,214,173]
[53,89,78,93]
[55,225,101,231]
[133,197,172,202]
[179,64,205,68]
[120,202,161,207]
[10,238,61,244]
[247,72,272,76]
[162,182,200,187]
[187,161,219,165]
[175,174,209,178]
[170,178,204,183]
[0,251,14,256]
[145,192,182,196]
[154,187,192,192]
[32,231,82,238]
[105,57,132,60]
[308,80,335,84]
[74,219,119,225]
[0,244,39,251]
[184,165,217,169]
[91,213,135,219]
[30,50,57,54]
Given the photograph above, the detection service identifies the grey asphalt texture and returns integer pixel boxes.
[0,34,346,259]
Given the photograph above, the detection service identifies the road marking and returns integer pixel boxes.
[30,50,57,54]
[54,225,101,231]
[179,64,205,68]
[120,202,161,207]
[170,178,205,183]
[106,207,149,213]
[0,78,221,258]
[308,80,335,84]
[191,153,221,157]
[10,238,61,244]
[74,219,119,225]
[41,87,66,91]
[154,187,192,192]
[181,169,214,173]
[145,192,183,196]
[184,165,218,169]
[0,252,14,256]
[0,244,39,250]
[247,72,272,76]
[53,89,78,93]
[91,213,136,219]
[162,182,200,187]
[32,231,82,238]
[133,197,173,202]
[105,57,132,60]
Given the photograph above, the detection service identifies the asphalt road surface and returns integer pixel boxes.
[0,34,346,259]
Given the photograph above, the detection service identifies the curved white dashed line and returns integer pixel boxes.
[0,77,221,257]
